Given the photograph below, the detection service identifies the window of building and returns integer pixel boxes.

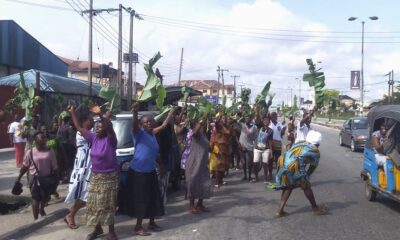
[227,90,233,95]
[212,89,218,94]
[202,89,207,93]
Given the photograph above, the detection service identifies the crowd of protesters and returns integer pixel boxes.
[9,101,326,239]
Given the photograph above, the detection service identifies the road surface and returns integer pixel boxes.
[11,125,400,239]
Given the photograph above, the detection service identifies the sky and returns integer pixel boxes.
[1,0,400,106]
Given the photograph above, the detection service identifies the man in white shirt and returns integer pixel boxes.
[8,114,26,167]
[295,113,312,143]
[269,112,286,181]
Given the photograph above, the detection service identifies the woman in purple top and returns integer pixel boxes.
[126,102,175,236]
[69,107,119,240]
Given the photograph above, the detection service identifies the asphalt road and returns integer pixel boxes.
[17,125,400,239]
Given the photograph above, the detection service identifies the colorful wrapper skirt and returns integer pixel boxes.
[86,171,119,226]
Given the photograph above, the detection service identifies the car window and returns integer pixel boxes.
[112,119,133,149]
[352,118,368,130]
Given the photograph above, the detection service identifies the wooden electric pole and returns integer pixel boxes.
[178,48,184,86]
[127,10,134,108]
[221,68,229,95]
[117,4,123,99]
[88,0,93,96]
[231,75,240,102]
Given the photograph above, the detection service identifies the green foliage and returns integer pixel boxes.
[303,59,326,109]
[322,89,339,110]
[382,85,400,104]
[4,73,40,125]
[181,86,190,103]
[99,87,120,113]
[59,111,69,120]
[293,95,298,110]
[138,52,166,110]
[255,81,271,106]
[240,88,251,104]
[185,96,215,122]
[154,105,173,122]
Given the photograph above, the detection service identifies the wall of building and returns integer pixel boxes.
[0,20,68,76]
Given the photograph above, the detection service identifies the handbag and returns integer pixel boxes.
[29,150,58,194]
[11,181,23,195]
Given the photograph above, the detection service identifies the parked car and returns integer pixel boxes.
[339,117,369,152]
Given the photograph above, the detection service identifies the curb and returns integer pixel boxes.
[0,208,69,240]
[313,122,342,130]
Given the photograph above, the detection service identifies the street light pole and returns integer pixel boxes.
[361,21,365,113]
[348,16,378,114]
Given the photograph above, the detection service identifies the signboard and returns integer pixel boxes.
[204,95,219,104]
[351,71,360,89]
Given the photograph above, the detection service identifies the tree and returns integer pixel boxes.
[322,89,339,121]
[303,59,325,109]
[381,85,400,104]
[293,95,298,110]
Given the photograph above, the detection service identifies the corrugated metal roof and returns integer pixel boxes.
[0,69,101,95]
[0,20,68,76]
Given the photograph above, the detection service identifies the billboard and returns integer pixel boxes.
[351,71,360,89]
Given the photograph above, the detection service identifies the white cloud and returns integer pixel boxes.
[1,0,397,105]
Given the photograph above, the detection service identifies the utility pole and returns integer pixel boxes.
[221,68,229,95]
[289,87,293,107]
[117,4,123,100]
[392,70,395,104]
[178,48,184,86]
[88,0,93,96]
[82,6,121,95]
[216,66,221,101]
[297,77,301,107]
[387,70,395,104]
[127,9,134,108]
[231,75,240,102]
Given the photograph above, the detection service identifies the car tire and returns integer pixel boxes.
[339,135,344,146]
[365,182,377,201]
[351,139,357,152]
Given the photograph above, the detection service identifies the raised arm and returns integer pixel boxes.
[132,102,140,134]
[153,107,177,135]
[254,106,261,126]
[68,106,87,135]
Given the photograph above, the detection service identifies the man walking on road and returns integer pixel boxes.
[8,114,26,168]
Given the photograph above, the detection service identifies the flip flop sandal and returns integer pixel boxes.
[148,224,162,232]
[189,207,201,214]
[313,205,329,215]
[39,209,46,217]
[134,228,151,236]
[274,211,288,218]
[64,218,79,229]
[197,206,210,212]
[86,227,104,240]
[105,234,118,240]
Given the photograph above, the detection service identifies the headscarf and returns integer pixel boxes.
[306,130,322,145]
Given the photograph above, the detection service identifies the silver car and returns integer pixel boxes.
[339,117,369,152]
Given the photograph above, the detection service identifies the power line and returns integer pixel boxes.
[5,0,75,11]
[143,15,400,40]
[143,19,400,44]
[141,14,400,34]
